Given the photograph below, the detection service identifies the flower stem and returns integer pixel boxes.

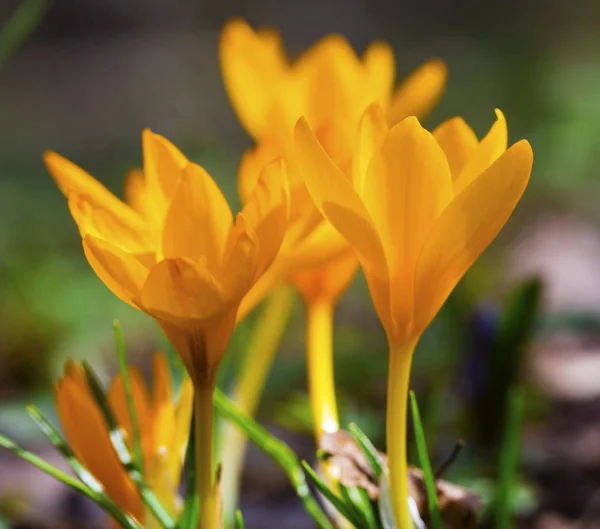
[220,285,295,524]
[195,382,218,529]
[306,299,339,442]
[387,340,417,529]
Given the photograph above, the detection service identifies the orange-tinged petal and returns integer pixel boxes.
[433,117,478,179]
[220,18,289,139]
[124,168,153,218]
[142,129,189,205]
[362,41,395,109]
[222,214,259,299]
[64,360,88,392]
[237,140,281,204]
[353,104,388,193]
[83,235,149,309]
[44,151,144,230]
[170,376,193,487]
[55,376,142,520]
[241,159,289,276]
[140,257,227,322]
[386,58,447,126]
[294,117,388,279]
[152,353,172,408]
[414,140,533,337]
[162,163,233,273]
[363,116,452,334]
[453,109,508,195]
[108,368,153,462]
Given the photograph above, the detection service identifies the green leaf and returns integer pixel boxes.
[301,461,364,528]
[82,362,176,529]
[213,388,333,529]
[494,386,526,529]
[234,510,245,529]
[23,406,143,529]
[178,412,199,529]
[348,422,384,479]
[0,0,50,71]
[409,391,444,529]
[113,320,145,474]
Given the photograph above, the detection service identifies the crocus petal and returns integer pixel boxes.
[433,117,479,179]
[83,235,149,309]
[162,163,233,273]
[55,377,142,520]
[294,117,387,278]
[152,353,172,408]
[44,151,144,231]
[108,368,153,463]
[386,58,447,126]
[237,139,281,204]
[170,377,193,487]
[142,129,189,207]
[240,159,289,277]
[140,257,227,322]
[414,140,533,337]
[353,104,388,193]
[362,41,395,109]
[151,353,176,461]
[453,109,508,195]
[220,18,289,139]
[222,214,259,299]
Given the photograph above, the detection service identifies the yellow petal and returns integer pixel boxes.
[240,159,289,276]
[107,368,153,462]
[152,352,172,407]
[170,376,193,487]
[220,18,289,139]
[142,129,189,206]
[83,235,149,309]
[353,104,388,193]
[293,117,387,278]
[237,140,281,205]
[433,117,478,179]
[363,116,452,332]
[386,58,447,126]
[162,163,233,273]
[414,140,533,337]
[222,214,259,299]
[54,376,142,520]
[362,41,395,109]
[151,353,175,459]
[140,257,228,322]
[44,151,144,230]
[124,168,152,217]
[453,109,508,195]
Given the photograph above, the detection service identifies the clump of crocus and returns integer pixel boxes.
[294,105,533,529]
[45,132,289,529]
[55,353,192,526]
[221,17,448,445]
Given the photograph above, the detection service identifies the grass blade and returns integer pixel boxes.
[494,386,526,529]
[234,510,245,529]
[24,406,143,529]
[348,422,384,479]
[178,412,199,529]
[82,362,176,529]
[113,320,145,474]
[0,0,50,70]
[409,391,444,529]
[214,388,333,529]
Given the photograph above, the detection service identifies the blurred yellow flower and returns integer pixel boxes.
[54,353,192,525]
[294,106,533,529]
[44,131,289,387]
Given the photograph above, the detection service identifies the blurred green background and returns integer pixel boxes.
[2,0,600,528]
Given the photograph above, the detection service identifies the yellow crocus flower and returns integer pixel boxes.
[54,353,193,527]
[45,130,289,529]
[294,105,533,529]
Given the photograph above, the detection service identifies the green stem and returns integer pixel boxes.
[221,285,295,524]
[195,382,218,529]
[387,340,417,529]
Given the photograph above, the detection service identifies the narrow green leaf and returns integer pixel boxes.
[348,423,384,479]
[0,0,50,71]
[346,485,378,529]
[301,461,364,528]
[23,406,143,529]
[178,412,199,529]
[234,510,245,529]
[82,362,176,529]
[409,391,444,529]
[113,320,145,474]
[494,386,526,529]
[214,389,333,529]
